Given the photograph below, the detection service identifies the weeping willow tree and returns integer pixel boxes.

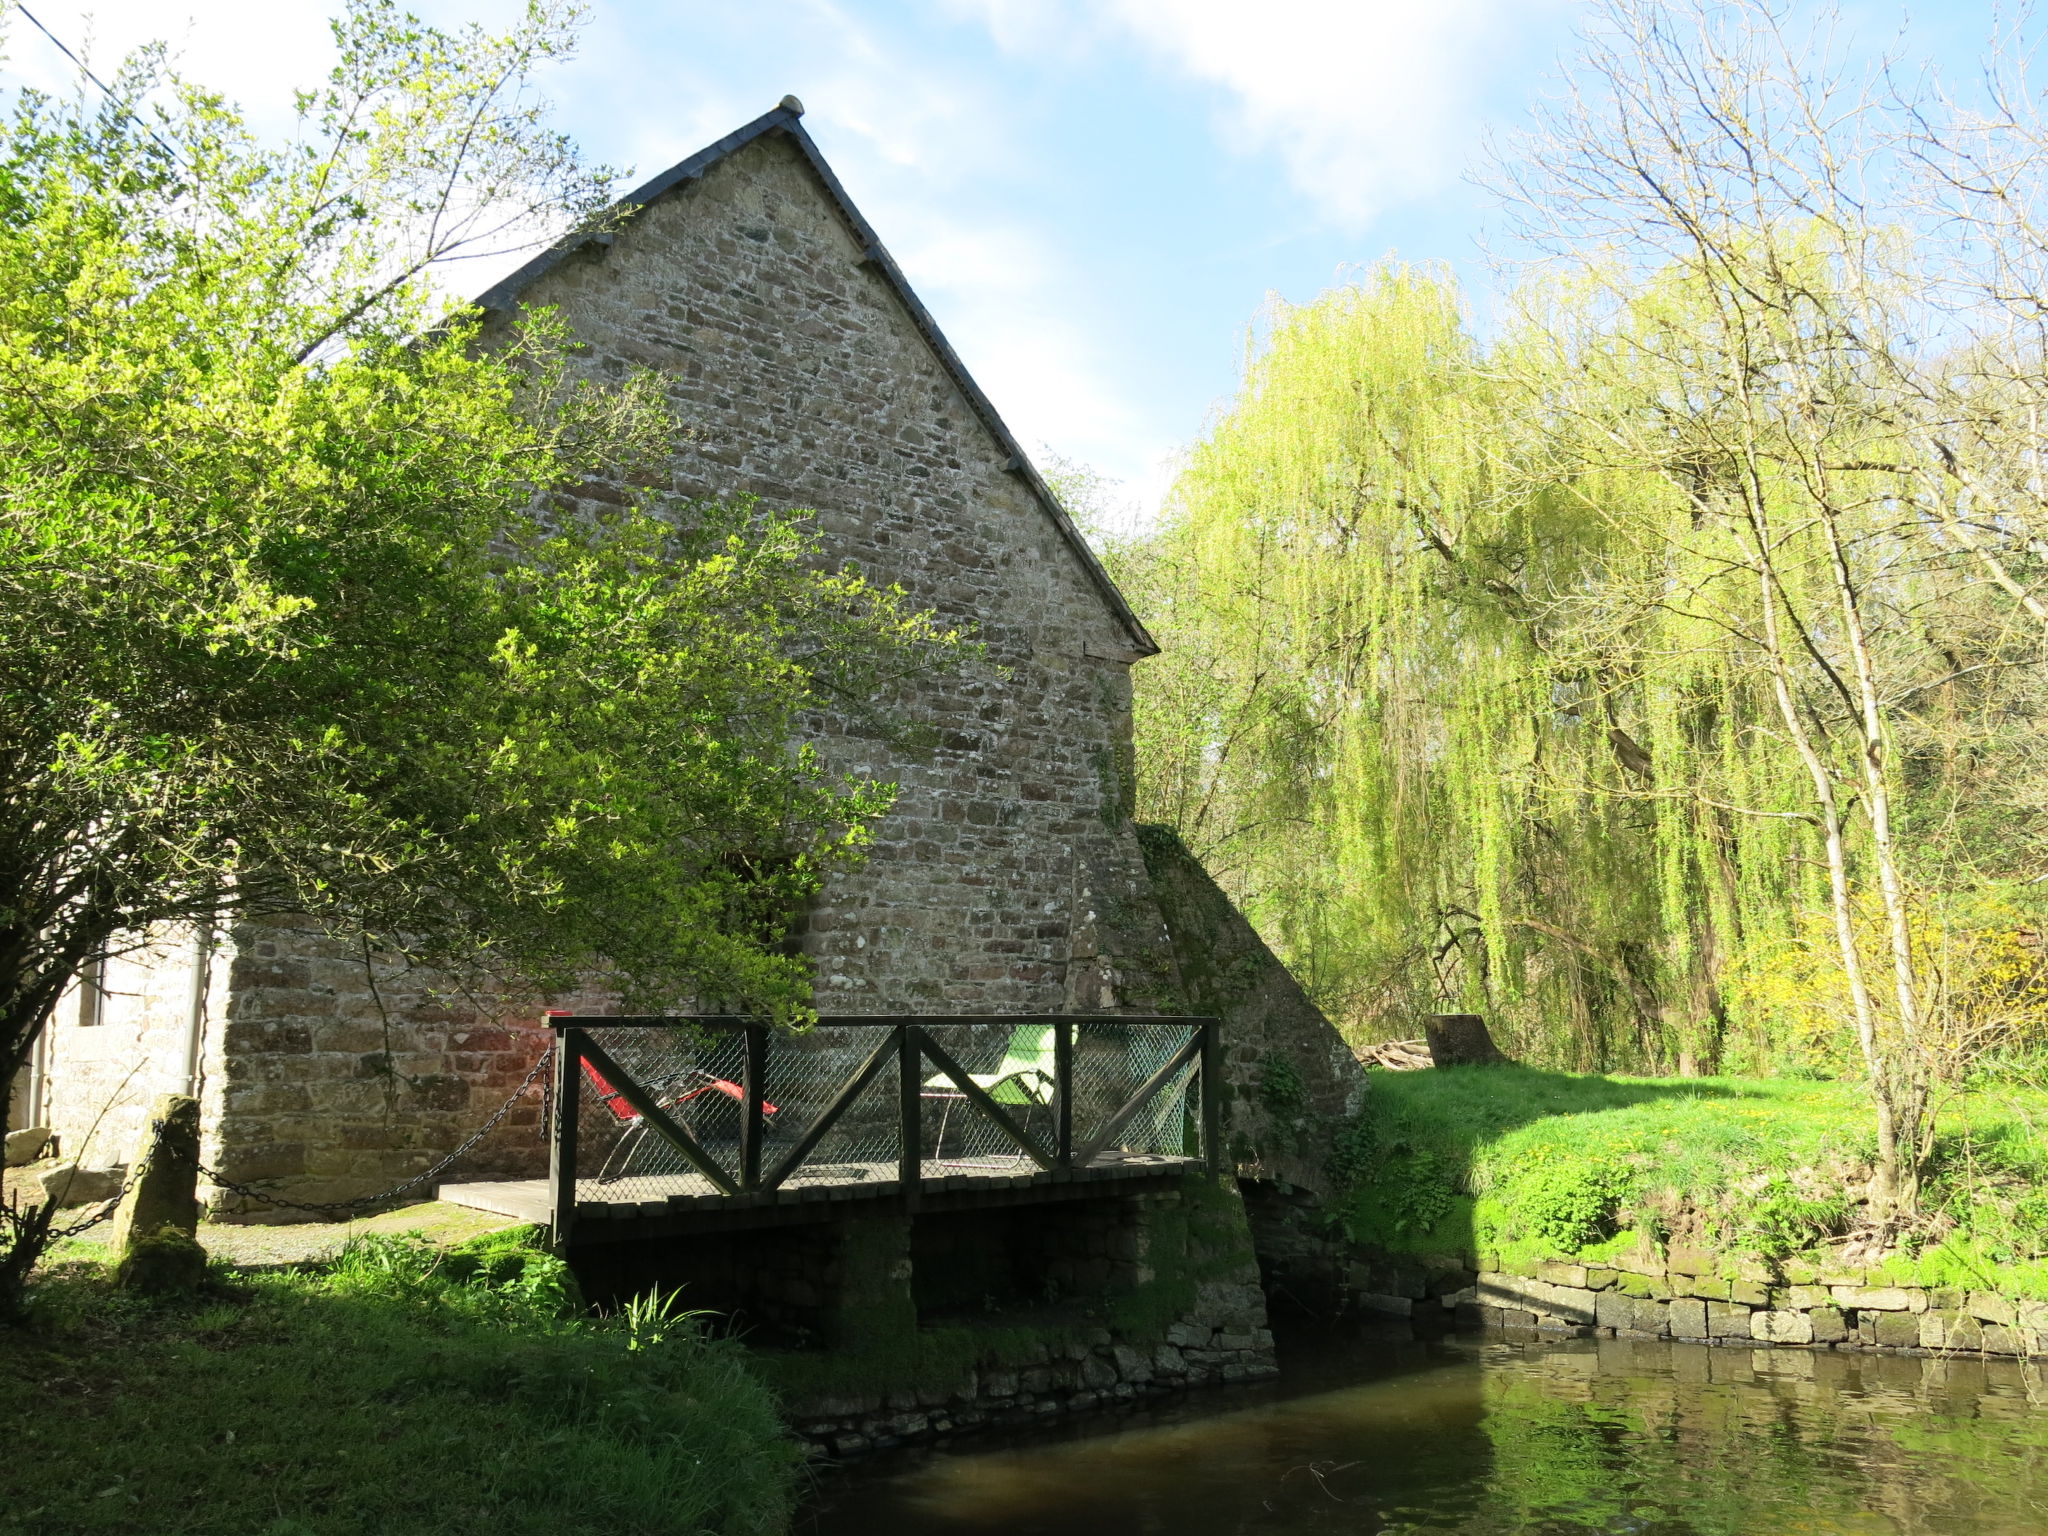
[1119,0,2048,1214]
[1120,266,1769,1073]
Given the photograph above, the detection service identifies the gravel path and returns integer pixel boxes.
[5,1161,519,1270]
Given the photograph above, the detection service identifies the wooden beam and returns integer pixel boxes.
[739,1024,767,1191]
[759,1029,900,1192]
[899,1025,922,1207]
[916,1033,1056,1171]
[577,1036,740,1197]
[549,1028,582,1249]
[1076,1033,1203,1168]
[1055,1020,1074,1169]
[1199,1017,1223,1175]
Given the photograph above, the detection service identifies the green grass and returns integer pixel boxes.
[0,1229,798,1536]
[1333,1065,2048,1295]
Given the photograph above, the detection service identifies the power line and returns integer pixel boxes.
[9,3,184,165]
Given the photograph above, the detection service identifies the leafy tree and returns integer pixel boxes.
[0,0,958,1306]
[1121,0,2048,1220]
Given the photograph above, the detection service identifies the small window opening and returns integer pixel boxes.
[76,957,106,1028]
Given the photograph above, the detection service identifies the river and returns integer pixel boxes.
[799,1326,2048,1535]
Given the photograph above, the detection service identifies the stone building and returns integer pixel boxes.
[12,100,1364,1217]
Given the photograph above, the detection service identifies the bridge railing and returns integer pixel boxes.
[544,1014,1220,1231]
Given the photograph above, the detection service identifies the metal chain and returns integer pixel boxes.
[195,1044,557,1218]
[52,1197,121,1238]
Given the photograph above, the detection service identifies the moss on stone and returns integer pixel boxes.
[114,1224,208,1297]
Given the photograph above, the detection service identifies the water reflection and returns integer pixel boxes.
[801,1331,2048,1535]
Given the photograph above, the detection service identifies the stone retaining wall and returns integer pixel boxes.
[1349,1246,2048,1358]
[786,1292,1279,1458]
[758,1173,1279,1458]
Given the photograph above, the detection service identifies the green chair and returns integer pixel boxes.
[922,1022,1057,1160]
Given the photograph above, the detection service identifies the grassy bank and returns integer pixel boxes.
[0,1230,797,1536]
[1335,1066,2048,1297]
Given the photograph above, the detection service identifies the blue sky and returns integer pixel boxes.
[0,1,2017,526]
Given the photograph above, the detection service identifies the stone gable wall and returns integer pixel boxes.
[197,125,1182,1212]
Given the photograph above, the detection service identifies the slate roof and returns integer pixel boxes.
[473,98,1157,658]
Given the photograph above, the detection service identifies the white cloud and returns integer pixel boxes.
[957,0,1550,228]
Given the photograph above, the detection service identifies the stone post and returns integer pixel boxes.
[108,1094,202,1255]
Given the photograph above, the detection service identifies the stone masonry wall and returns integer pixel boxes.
[34,923,228,1176]
[771,1175,1278,1458]
[1139,825,1368,1193]
[500,126,1176,1020]
[1348,1243,2048,1360]
[197,117,1189,1209]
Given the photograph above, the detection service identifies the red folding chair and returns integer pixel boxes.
[583,1058,778,1184]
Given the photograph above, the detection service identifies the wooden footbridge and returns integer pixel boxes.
[442,1014,1221,1244]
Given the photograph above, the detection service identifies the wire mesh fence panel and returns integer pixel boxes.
[573,1024,746,1203]
[1071,1021,1199,1160]
[914,1022,1057,1177]
[553,1016,1206,1208]
[762,1025,901,1186]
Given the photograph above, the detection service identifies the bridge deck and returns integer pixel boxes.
[442,1150,1199,1233]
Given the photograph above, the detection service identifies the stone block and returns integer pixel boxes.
[1686,1277,1731,1302]
[1665,1245,1716,1277]
[1707,1303,1752,1340]
[1966,1292,2016,1326]
[1532,1262,1589,1287]
[1612,1248,1666,1278]
[1726,1254,1775,1283]
[114,1225,206,1296]
[1831,1286,1916,1312]
[1627,1298,1670,1337]
[38,1160,125,1206]
[1874,1312,1921,1349]
[1981,1325,2023,1357]
[1596,1289,1632,1330]
[1616,1273,1670,1300]
[1809,1307,1849,1344]
[1669,1297,1708,1340]
[1110,1346,1153,1384]
[1729,1279,1770,1307]
[1752,1310,1814,1344]
[1583,1268,1618,1291]
[1785,1285,1831,1310]
[4,1126,50,1167]
[1920,1312,1980,1352]
[1479,1275,1597,1325]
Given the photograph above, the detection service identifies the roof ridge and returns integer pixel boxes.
[468,103,1158,659]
